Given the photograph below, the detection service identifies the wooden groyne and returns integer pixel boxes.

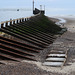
[0,14,40,28]
[0,13,64,64]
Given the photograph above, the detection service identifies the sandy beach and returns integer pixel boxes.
[0,16,75,75]
[22,16,75,75]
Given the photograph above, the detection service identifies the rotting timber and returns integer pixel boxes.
[0,13,63,64]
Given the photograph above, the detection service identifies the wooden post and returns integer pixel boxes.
[1,23,4,28]
[17,20,18,24]
[26,18,28,21]
[23,18,25,21]
[20,19,21,23]
[22,18,24,22]
[6,22,8,27]
[13,20,15,24]
[25,18,26,21]
[10,21,12,26]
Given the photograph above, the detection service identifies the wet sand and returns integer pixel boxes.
[22,17,75,75]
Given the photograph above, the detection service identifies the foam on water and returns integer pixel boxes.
[55,18,66,26]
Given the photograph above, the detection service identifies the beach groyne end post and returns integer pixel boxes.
[1,23,4,28]
[5,22,8,27]
[22,18,24,22]
[20,19,22,23]
[26,18,29,21]
[21,18,22,22]
[25,18,26,21]
[17,20,18,24]
[24,18,25,22]
[13,20,15,24]
[10,21,12,26]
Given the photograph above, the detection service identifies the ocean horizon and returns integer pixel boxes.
[0,9,33,23]
[0,9,75,24]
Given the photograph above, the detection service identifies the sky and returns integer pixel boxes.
[0,0,75,16]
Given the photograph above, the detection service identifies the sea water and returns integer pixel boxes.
[0,10,33,23]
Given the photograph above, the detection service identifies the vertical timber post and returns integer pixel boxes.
[17,20,18,24]
[1,23,4,28]
[6,22,8,27]
[22,18,24,22]
[13,20,15,24]
[20,19,21,23]
[10,21,12,26]
[25,18,26,21]
[33,0,34,11]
